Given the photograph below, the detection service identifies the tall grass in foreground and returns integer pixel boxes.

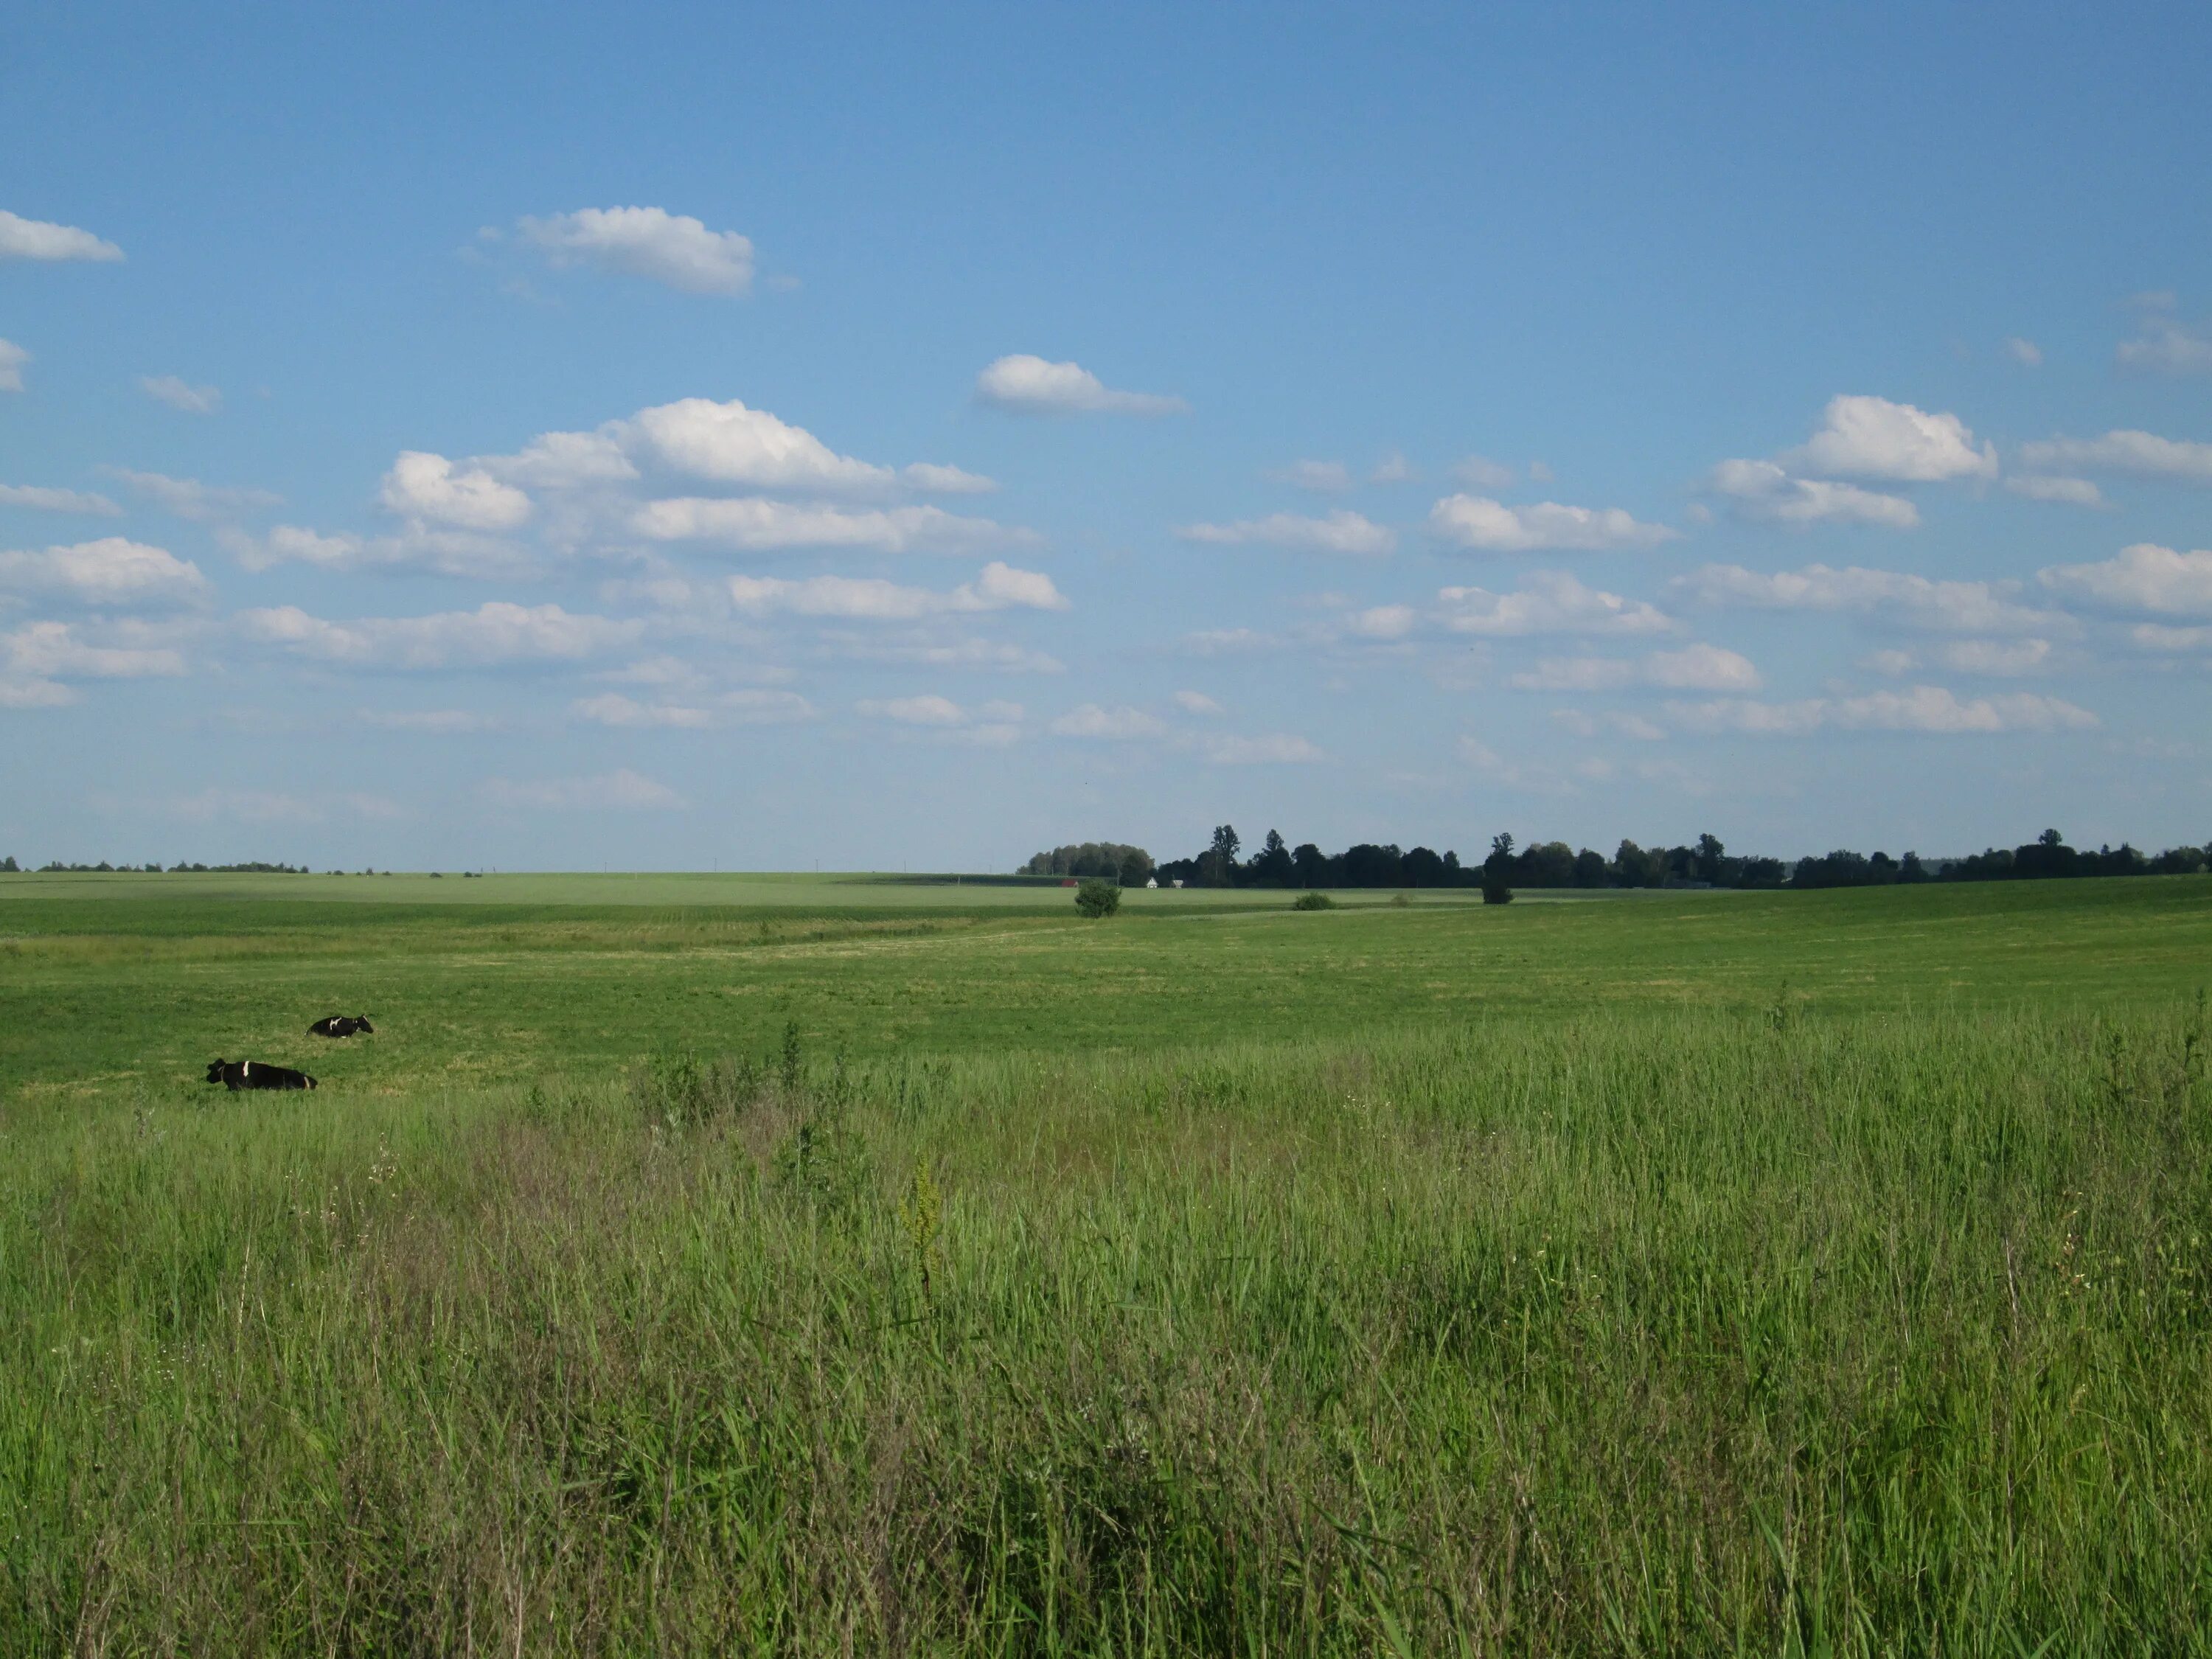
[4,1004,2210,1654]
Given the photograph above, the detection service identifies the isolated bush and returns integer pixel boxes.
[773,1058,869,1225]
[779,1018,804,1091]
[631,1050,762,1128]
[1481,872,1514,905]
[1075,878,1122,918]
[1290,891,1336,911]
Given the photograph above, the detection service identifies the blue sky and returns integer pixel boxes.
[4,3,2210,870]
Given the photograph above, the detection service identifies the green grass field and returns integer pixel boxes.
[4,874,2211,1653]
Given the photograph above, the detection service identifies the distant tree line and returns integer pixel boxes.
[1148,827,1782,891]
[1,860,313,874]
[1047,825,2212,892]
[1792,829,2208,888]
[1019,842,1157,885]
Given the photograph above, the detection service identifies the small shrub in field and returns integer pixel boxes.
[1291,891,1336,911]
[1481,873,1513,905]
[779,1018,804,1091]
[632,1051,761,1128]
[1391,892,1411,908]
[1075,878,1121,918]
[773,1101,868,1225]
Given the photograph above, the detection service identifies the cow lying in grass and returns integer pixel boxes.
[204,1059,316,1091]
[308,1015,375,1038]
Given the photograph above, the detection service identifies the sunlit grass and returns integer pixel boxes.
[2,879,2210,1650]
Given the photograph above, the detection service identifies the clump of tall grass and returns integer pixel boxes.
[4,1002,2211,1652]
[629,1048,762,1128]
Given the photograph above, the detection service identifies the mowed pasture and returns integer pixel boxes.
[2,872,2205,1092]
[4,876,2211,1654]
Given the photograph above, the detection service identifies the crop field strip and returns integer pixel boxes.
[2,874,2211,1652]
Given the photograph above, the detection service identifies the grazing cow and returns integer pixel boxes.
[308,1015,375,1038]
[205,1058,317,1091]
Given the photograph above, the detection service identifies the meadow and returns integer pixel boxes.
[3,873,2210,1653]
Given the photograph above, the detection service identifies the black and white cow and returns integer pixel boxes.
[308,1015,375,1038]
[205,1058,317,1091]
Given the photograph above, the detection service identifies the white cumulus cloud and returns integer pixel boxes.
[141,375,220,415]
[623,397,896,493]
[1784,394,1996,482]
[1510,642,1759,695]
[104,470,281,521]
[381,451,532,531]
[635,497,1029,555]
[480,430,639,490]
[1672,562,2062,634]
[571,688,813,728]
[568,693,712,729]
[1049,703,1166,740]
[516,206,754,296]
[1345,604,1418,640]
[1649,643,1761,689]
[2039,543,2212,617]
[1451,455,1516,490]
[0,538,208,608]
[2129,624,2212,653]
[227,522,535,582]
[0,676,74,708]
[0,484,120,516]
[888,640,1062,673]
[1862,642,2058,678]
[856,695,1023,745]
[1428,493,1677,552]
[1666,686,2096,737]
[475,397,992,507]
[0,209,123,262]
[2004,475,2105,507]
[1177,510,1395,556]
[239,602,641,671]
[1174,689,1224,715]
[2004,337,2044,368]
[227,525,366,572]
[973,355,1186,417]
[2017,430,2212,484]
[724,561,1068,620]
[0,340,26,392]
[1707,459,1919,528]
[1511,658,1638,692]
[1270,459,1353,492]
[2116,298,2212,376]
[1435,571,1676,637]
[902,462,998,495]
[3,619,186,681]
[1935,638,2054,676]
[960,560,1068,611]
